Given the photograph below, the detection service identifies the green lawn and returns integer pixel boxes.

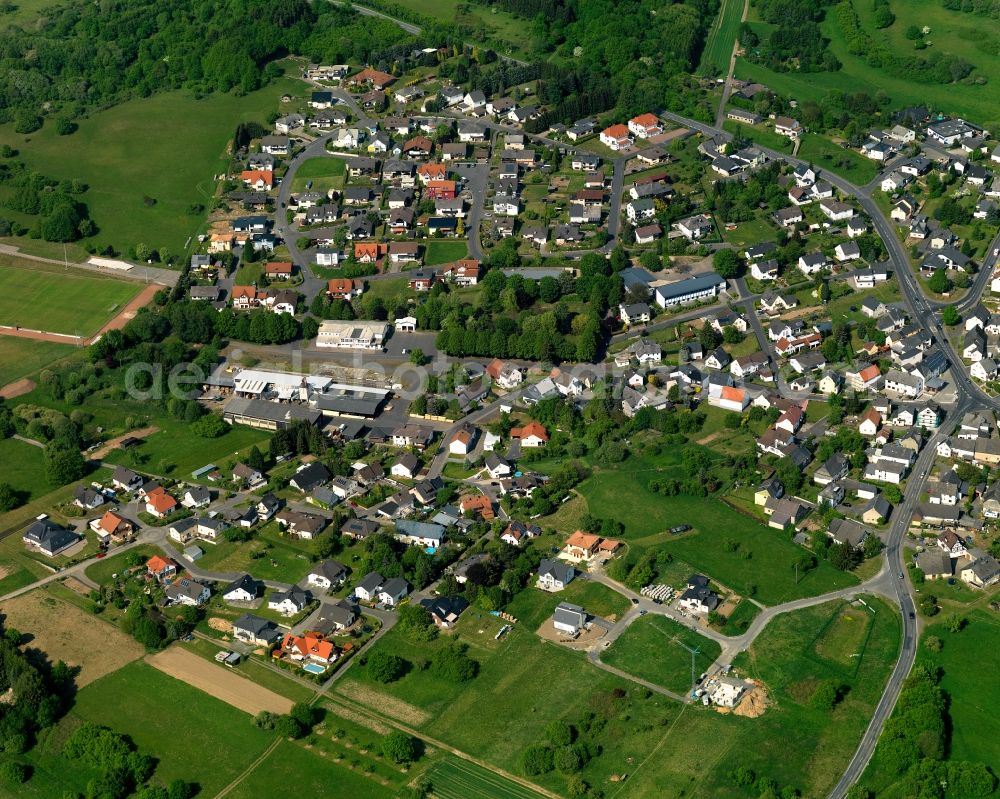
[384,0,534,59]
[290,156,346,193]
[0,436,49,502]
[699,0,745,75]
[862,609,1000,796]
[83,544,162,586]
[796,134,880,185]
[723,119,793,153]
[424,239,469,265]
[0,261,141,336]
[41,660,275,796]
[425,757,549,799]
[102,417,270,478]
[603,614,722,694]
[0,336,79,384]
[505,580,632,629]
[192,522,318,585]
[0,71,307,256]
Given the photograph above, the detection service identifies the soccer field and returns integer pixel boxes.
[0,262,141,336]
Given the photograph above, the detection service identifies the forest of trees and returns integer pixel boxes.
[0,0,418,125]
[739,0,839,72]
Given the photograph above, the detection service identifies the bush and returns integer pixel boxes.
[0,760,29,785]
[429,643,478,682]
[381,730,418,764]
[520,744,554,775]
[366,651,407,683]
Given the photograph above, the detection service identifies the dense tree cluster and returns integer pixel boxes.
[0,1,418,123]
[0,162,94,242]
[740,0,839,72]
[874,665,996,798]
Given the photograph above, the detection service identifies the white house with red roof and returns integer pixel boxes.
[628,113,663,139]
[600,124,633,151]
[511,422,548,447]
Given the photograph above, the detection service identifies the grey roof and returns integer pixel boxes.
[222,573,261,598]
[290,462,331,492]
[655,272,725,302]
[311,560,347,583]
[23,519,80,553]
[379,577,409,596]
[553,602,586,629]
[538,558,574,584]
[395,519,445,542]
[357,571,384,594]
[233,613,280,641]
[828,518,870,547]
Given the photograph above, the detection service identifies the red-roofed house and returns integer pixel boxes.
[628,113,663,139]
[89,511,134,545]
[402,136,433,156]
[563,530,601,561]
[145,488,178,519]
[775,405,804,434]
[449,427,475,456]
[850,364,882,391]
[600,124,633,151]
[460,494,495,520]
[439,259,481,286]
[425,179,457,200]
[231,285,262,310]
[265,261,294,280]
[354,242,383,263]
[280,632,337,667]
[417,163,448,183]
[859,407,882,437]
[239,170,273,189]
[348,68,395,89]
[146,555,177,582]
[327,278,363,300]
[714,386,749,412]
[511,421,548,447]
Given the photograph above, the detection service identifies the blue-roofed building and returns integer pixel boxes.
[395,519,446,547]
[654,272,726,308]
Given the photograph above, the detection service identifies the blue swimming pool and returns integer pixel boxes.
[425,546,437,554]
[302,663,326,675]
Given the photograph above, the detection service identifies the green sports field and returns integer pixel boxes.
[0,261,140,336]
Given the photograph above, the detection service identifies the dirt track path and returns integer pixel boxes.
[88,425,159,461]
[0,378,35,399]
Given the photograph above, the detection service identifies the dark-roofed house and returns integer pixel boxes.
[232,613,281,645]
[828,518,870,547]
[677,574,718,613]
[553,602,587,635]
[313,599,358,633]
[419,596,470,628]
[377,577,410,606]
[355,571,385,602]
[307,560,348,590]
[222,574,263,603]
[289,462,332,493]
[23,519,81,557]
[537,558,575,591]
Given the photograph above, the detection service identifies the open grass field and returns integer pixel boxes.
[290,156,346,193]
[0,0,64,28]
[102,417,270,478]
[736,0,1000,131]
[339,595,900,799]
[0,261,141,336]
[423,239,469,265]
[0,71,307,256]
[0,337,78,385]
[557,447,858,605]
[862,609,1000,796]
[0,436,49,502]
[71,660,278,794]
[699,0,745,75]
[425,757,549,799]
[796,134,880,185]
[603,614,722,694]
[0,590,145,686]
[723,119,793,153]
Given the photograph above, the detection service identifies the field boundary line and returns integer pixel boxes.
[212,737,282,799]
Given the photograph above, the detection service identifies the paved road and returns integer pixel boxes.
[0,244,180,286]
